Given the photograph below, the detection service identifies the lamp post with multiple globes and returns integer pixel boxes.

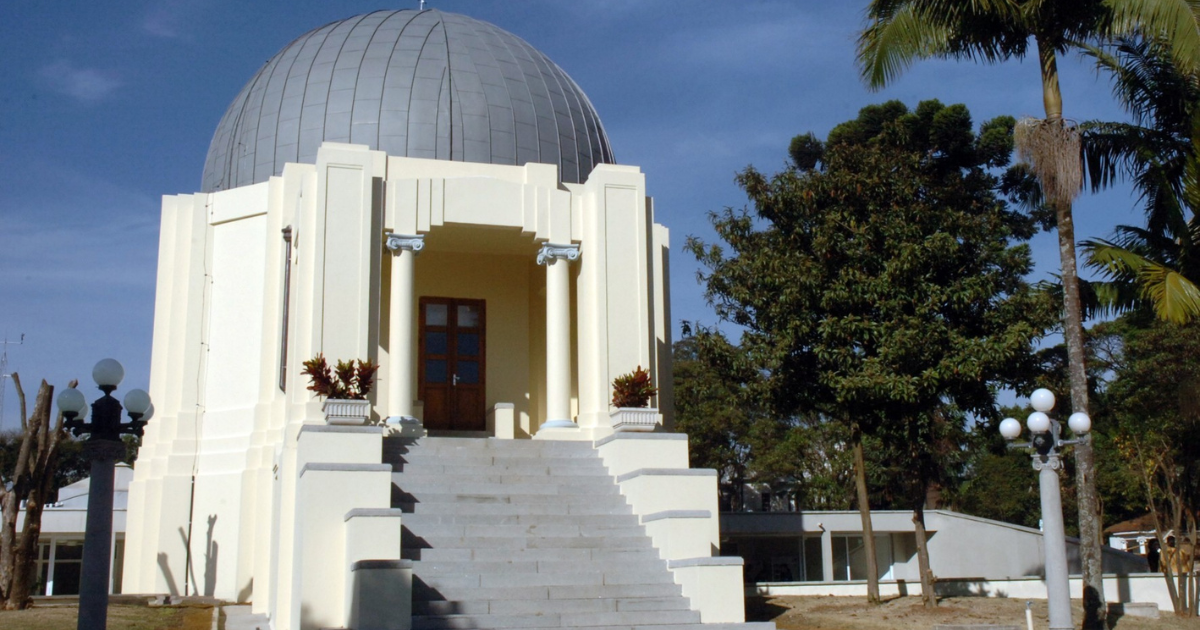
[55,359,152,630]
[999,388,1092,630]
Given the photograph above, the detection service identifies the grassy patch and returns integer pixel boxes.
[0,604,212,630]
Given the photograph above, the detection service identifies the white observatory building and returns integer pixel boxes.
[122,9,757,630]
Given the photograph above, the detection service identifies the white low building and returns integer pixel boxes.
[122,9,747,630]
[16,464,131,596]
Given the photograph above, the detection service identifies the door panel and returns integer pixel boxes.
[419,297,486,431]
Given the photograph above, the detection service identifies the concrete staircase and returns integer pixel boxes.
[386,437,773,630]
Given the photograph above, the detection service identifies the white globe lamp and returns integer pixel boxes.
[999,417,1022,440]
[1068,412,1091,435]
[1030,388,1056,413]
[123,389,152,416]
[92,358,125,390]
[57,388,88,416]
[1027,411,1051,434]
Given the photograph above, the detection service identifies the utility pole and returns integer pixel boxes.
[0,333,25,428]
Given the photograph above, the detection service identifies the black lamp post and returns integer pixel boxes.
[56,359,152,630]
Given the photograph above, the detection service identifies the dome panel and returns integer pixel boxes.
[201,9,615,192]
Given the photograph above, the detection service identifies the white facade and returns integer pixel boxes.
[722,509,1150,584]
[122,145,675,602]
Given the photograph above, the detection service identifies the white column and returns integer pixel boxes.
[385,233,424,427]
[537,243,580,430]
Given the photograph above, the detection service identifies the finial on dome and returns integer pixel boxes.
[419,0,425,9]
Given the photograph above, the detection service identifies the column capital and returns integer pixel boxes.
[536,243,580,266]
[385,233,425,254]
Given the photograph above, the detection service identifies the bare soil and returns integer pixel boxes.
[0,603,212,630]
[749,596,1200,630]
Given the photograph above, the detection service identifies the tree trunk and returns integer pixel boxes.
[852,424,880,604]
[913,503,936,608]
[1038,36,1105,629]
[0,377,62,610]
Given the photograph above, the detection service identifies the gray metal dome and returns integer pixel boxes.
[201,9,615,192]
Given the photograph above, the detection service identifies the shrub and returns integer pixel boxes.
[611,366,657,408]
[301,354,378,400]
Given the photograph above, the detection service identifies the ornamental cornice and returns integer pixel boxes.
[537,243,581,265]
[386,233,425,254]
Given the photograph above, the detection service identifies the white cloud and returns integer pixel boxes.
[39,60,122,103]
[143,0,212,39]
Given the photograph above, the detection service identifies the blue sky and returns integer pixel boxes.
[0,1,1143,430]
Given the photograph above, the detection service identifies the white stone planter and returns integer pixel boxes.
[610,407,661,432]
[323,399,371,426]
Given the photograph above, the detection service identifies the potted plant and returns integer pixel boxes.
[301,354,379,425]
[609,366,661,432]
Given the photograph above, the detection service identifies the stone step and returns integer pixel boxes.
[411,609,702,629]
[395,492,627,506]
[393,480,620,497]
[404,545,662,563]
[386,437,593,456]
[395,470,615,484]
[413,596,691,617]
[411,557,667,576]
[400,513,640,527]
[402,521,647,539]
[396,463,611,478]
[411,581,685,603]
[394,456,609,471]
[405,535,654,551]
[396,501,633,516]
[415,569,675,590]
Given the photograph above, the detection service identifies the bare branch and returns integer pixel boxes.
[10,373,25,433]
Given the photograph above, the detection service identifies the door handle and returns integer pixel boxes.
[452,374,459,387]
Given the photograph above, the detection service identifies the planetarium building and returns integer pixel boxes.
[123,10,754,630]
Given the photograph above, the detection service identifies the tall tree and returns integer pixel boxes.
[857,6,1200,623]
[688,100,1051,606]
[1095,316,1200,615]
[0,375,70,609]
[1081,37,1200,323]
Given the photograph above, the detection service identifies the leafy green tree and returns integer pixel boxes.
[687,99,1051,606]
[672,333,760,511]
[1093,316,1200,615]
[858,6,1200,621]
[1081,37,1200,323]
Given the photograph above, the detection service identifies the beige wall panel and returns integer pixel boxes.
[444,178,523,227]
[388,179,419,234]
[204,215,267,420]
[603,185,651,381]
[209,181,269,225]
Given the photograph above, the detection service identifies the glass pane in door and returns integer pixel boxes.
[425,303,448,326]
[457,304,480,328]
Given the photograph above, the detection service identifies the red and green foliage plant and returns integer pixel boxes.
[612,366,657,408]
[301,354,378,400]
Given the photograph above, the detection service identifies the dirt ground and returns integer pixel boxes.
[0,603,213,630]
[749,596,1200,630]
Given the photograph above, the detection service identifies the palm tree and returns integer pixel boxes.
[857,1,1200,624]
[1081,37,1200,323]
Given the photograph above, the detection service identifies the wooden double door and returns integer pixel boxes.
[419,297,486,432]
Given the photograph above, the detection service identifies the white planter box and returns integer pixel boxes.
[323,399,371,426]
[610,407,661,432]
